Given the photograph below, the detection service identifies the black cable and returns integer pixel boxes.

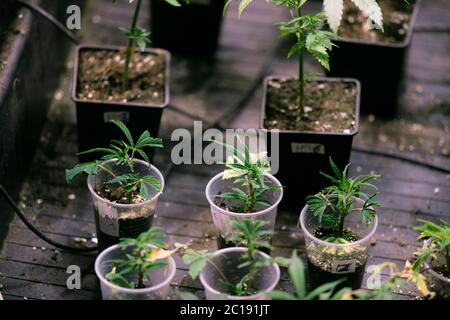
[16,0,80,45]
[0,184,98,253]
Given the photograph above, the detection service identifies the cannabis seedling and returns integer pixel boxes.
[105,227,181,289]
[213,139,277,213]
[413,219,450,278]
[118,0,181,90]
[66,120,163,204]
[234,0,382,116]
[183,219,274,296]
[305,158,380,242]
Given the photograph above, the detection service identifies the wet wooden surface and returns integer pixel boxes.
[0,0,449,300]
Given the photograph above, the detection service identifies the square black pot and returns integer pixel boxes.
[72,45,170,162]
[261,76,361,212]
[150,0,226,55]
[326,0,420,118]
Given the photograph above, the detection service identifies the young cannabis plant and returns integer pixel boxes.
[234,0,382,117]
[105,227,181,289]
[305,158,380,242]
[213,139,277,213]
[413,219,450,277]
[183,219,274,296]
[118,0,181,90]
[66,120,163,203]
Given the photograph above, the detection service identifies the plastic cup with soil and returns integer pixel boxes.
[262,76,360,211]
[327,0,420,116]
[421,240,450,300]
[87,159,164,251]
[300,198,378,292]
[95,244,176,300]
[199,247,280,300]
[72,45,170,162]
[205,172,283,255]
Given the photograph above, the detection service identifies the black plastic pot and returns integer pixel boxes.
[261,76,361,212]
[150,0,225,55]
[326,0,420,117]
[72,45,170,162]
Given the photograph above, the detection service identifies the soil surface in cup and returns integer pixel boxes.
[216,234,272,256]
[77,49,166,104]
[264,79,357,133]
[337,0,414,44]
[307,258,366,292]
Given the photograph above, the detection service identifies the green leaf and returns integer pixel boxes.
[182,249,211,280]
[65,162,99,183]
[110,120,134,147]
[289,251,306,299]
[105,271,134,288]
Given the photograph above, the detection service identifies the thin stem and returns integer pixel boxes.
[137,265,144,288]
[297,4,305,117]
[98,163,126,189]
[123,0,143,91]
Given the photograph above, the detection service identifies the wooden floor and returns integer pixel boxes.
[0,0,449,300]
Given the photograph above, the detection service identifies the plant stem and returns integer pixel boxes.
[137,265,144,288]
[297,5,305,117]
[446,246,450,277]
[123,0,143,91]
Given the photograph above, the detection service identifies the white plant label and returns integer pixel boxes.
[331,259,357,274]
[99,215,119,237]
[291,143,325,155]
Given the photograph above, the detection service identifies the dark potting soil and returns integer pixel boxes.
[265,79,357,133]
[77,49,166,105]
[307,258,366,291]
[338,0,415,44]
[216,234,272,256]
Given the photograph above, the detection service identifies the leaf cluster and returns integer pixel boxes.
[66,120,163,203]
[213,139,277,213]
[305,158,380,240]
[412,219,450,276]
[105,227,168,289]
[183,219,273,296]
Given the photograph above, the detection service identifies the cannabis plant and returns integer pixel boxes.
[305,158,380,242]
[183,219,275,296]
[66,120,163,203]
[105,227,181,289]
[213,139,278,213]
[413,219,450,278]
[232,0,383,116]
[118,0,181,90]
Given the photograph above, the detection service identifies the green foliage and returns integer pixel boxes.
[413,219,450,277]
[305,158,380,241]
[105,227,168,289]
[183,219,274,296]
[213,139,278,213]
[118,0,181,90]
[66,120,163,203]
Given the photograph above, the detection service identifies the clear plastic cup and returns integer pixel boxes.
[87,159,164,251]
[95,244,176,300]
[199,247,280,300]
[205,172,283,254]
[300,198,378,290]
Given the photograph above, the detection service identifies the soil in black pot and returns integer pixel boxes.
[76,49,166,105]
[338,0,415,44]
[265,79,357,133]
[216,234,272,256]
[307,258,366,292]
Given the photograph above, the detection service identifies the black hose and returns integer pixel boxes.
[0,184,98,253]
[17,0,80,45]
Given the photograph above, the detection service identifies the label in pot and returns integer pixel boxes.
[103,111,130,123]
[99,215,120,237]
[291,143,325,154]
[331,259,356,274]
